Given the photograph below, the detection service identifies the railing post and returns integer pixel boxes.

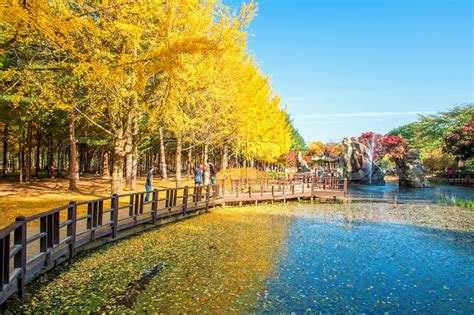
[112,194,119,239]
[344,178,348,197]
[14,216,26,300]
[205,185,210,212]
[53,212,60,246]
[173,188,178,207]
[134,193,140,217]
[68,202,77,258]
[128,195,133,217]
[152,190,158,224]
[249,186,252,198]
[165,190,170,209]
[2,233,11,290]
[221,179,225,197]
[87,202,93,231]
[212,184,217,198]
[139,193,144,215]
[183,186,189,214]
[194,185,200,206]
[271,185,275,203]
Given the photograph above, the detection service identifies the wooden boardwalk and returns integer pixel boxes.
[0,175,346,305]
[447,172,474,186]
[220,177,347,205]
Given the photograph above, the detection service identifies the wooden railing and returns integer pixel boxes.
[0,184,219,305]
[447,171,474,185]
[0,175,346,306]
[221,176,346,199]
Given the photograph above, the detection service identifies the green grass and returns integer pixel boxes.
[440,196,474,209]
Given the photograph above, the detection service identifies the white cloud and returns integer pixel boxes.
[294,111,435,120]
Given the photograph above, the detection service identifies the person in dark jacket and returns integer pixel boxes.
[208,160,217,185]
[145,167,154,202]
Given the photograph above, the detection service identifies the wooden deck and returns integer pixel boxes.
[0,175,346,306]
[447,172,474,186]
[221,180,346,205]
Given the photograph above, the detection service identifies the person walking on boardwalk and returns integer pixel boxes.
[194,164,203,185]
[145,167,154,202]
[203,164,210,186]
[208,160,217,185]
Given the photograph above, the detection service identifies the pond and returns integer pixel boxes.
[260,214,474,313]
[5,199,473,313]
[349,181,473,204]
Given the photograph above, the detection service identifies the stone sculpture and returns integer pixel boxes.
[342,137,385,185]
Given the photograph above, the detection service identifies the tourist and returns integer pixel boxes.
[145,166,154,202]
[447,167,454,178]
[194,164,203,185]
[203,164,211,186]
[208,160,217,185]
[318,166,325,178]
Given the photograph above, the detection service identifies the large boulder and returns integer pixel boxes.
[297,151,310,172]
[396,150,431,188]
[342,137,385,185]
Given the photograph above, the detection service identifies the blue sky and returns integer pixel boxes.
[227,0,473,143]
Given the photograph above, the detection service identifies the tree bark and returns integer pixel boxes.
[41,145,45,172]
[112,136,126,194]
[19,130,23,183]
[203,143,209,164]
[130,145,138,191]
[25,121,32,181]
[57,137,62,173]
[159,128,167,179]
[11,152,15,173]
[2,124,7,177]
[125,136,133,189]
[153,151,158,169]
[175,136,182,186]
[102,149,110,178]
[48,138,55,179]
[222,144,228,170]
[68,114,79,191]
[186,146,193,177]
[35,131,41,178]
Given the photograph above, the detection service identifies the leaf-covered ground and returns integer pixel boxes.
[6,205,293,313]
[0,177,194,228]
[3,201,473,313]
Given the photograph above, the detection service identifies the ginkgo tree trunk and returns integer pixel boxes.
[175,136,182,186]
[68,113,79,191]
[159,128,167,179]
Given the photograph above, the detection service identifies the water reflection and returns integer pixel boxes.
[349,181,473,204]
[260,214,474,313]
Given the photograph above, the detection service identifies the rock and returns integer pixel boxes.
[396,150,431,188]
[342,137,385,185]
[297,151,310,173]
